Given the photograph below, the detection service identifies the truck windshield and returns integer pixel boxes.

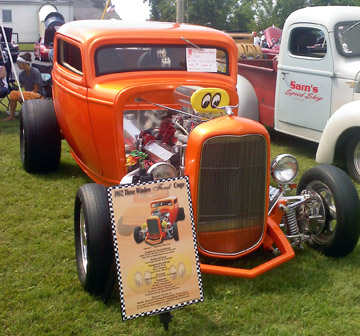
[95,45,229,76]
[335,21,360,57]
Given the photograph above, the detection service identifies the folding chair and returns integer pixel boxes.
[0,68,18,113]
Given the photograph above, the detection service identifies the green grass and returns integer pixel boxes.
[1,109,360,335]
[18,43,34,52]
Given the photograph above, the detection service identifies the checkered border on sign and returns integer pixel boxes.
[107,175,204,321]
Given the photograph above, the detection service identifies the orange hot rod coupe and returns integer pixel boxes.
[133,196,185,245]
[19,20,360,296]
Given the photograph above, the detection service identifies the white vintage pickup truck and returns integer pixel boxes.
[236,6,360,182]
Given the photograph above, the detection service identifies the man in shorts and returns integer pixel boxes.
[3,52,42,121]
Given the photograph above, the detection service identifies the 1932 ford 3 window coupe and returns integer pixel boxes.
[19,20,360,296]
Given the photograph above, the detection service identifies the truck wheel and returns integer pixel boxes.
[177,207,185,221]
[20,99,61,173]
[346,133,360,183]
[74,184,113,295]
[173,222,179,241]
[134,226,144,243]
[297,165,360,257]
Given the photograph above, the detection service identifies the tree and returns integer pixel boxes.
[187,0,237,31]
[271,0,307,29]
[144,0,360,32]
[144,0,177,22]
[144,0,241,30]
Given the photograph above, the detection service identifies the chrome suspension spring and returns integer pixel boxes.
[283,208,299,236]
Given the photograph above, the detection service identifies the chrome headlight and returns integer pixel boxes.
[271,154,298,184]
[147,162,177,180]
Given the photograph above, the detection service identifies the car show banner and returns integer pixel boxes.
[108,176,203,320]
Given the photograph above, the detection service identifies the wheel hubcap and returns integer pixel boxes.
[79,207,88,274]
[306,180,337,243]
[353,141,360,176]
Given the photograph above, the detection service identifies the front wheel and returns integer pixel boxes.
[346,133,360,183]
[297,165,360,257]
[134,226,144,243]
[74,184,113,295]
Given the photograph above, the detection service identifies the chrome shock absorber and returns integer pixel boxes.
[283,208,298,236]
[282,206,303,248]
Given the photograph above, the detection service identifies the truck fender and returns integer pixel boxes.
[316,101,360,164]
[236,74,259,121]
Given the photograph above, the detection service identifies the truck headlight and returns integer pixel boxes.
[271,154,298,184]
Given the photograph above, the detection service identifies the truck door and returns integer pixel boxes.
[275,24,333,133]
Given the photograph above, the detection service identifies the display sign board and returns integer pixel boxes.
[108,176,203,320]
[186,47,217,72]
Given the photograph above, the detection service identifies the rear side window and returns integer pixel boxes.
[57,39,83,75]
[289,27,327,59]
[335,21,360,57]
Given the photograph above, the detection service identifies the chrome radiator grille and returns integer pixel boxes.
[197,135,267,255]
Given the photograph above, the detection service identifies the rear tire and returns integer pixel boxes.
[177,207,185,221]
[173,222,179,241]
[20,99,61,173]
[297,165,360,257]
[74,184,114,295]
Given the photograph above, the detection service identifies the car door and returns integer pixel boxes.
[275,24,334,133]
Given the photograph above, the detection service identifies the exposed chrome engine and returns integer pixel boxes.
[121,86,218,183]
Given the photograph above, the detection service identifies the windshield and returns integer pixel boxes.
[151,201,173,208]
[335,21,360,57]
[95,45,229,76]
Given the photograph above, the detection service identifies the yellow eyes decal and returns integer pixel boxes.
[166,255,192,285]
[191,88,230,113]
[127,261,155,293]
[127,255,193,292]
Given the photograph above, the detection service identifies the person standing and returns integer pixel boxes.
[252,31,261,46]
[3,52,42,121]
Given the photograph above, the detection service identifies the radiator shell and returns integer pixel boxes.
[185,115,270,258]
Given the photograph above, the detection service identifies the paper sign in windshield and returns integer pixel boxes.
[186,48,217,72]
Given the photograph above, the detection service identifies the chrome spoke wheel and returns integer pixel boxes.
[79,207,88,275]
[353,140,360,176]
[306,180,337,244]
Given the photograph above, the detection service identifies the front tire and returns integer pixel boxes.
[346,133,360,183]
[74,184,113,295]
[134,226,144,243]
[297,165,360,257]
[20,99,61,173]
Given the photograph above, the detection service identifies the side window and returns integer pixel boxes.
[289,27,326,58]
[57,39,83,75]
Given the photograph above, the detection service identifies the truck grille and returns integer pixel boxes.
[197,135,267,255]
